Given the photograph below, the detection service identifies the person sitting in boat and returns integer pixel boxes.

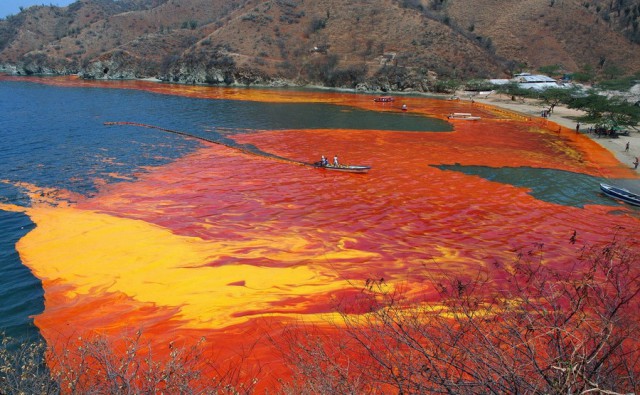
[333,155,339,167]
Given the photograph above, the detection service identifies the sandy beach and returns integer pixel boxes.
[469,92,640,175]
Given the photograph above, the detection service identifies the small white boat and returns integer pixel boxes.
[600,183,640,207]
[374,96,394,103]
[447,112,481,120]
[312,162,371,173]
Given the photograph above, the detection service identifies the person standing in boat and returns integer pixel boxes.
[333,155,339,167]
[321,155,328,166]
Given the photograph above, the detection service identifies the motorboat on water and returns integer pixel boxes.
[600,183,640,207]
[312,161,371,173]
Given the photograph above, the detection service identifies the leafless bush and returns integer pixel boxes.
[278,236,640,394]
[0,335,58,394]
[1,330,258,395]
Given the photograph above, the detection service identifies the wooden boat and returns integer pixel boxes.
[600,183,640,206]
[312,162,371,173]
[374,96,394,102]
[447,112,481,120]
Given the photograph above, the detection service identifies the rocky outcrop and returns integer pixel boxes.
[0,64,19,74]
[157,63,278,87]
[158,63,232,85]
[80,50,142,80]
[9,53,78,76]
[155,49,273,86]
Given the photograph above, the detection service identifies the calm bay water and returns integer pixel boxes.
[435,165,621,208]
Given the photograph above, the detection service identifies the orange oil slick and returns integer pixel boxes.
[4,75,639,389]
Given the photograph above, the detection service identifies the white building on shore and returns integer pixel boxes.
[490,73,565,90]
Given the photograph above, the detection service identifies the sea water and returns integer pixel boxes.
[2,78,638,389]
[0,79,451,340]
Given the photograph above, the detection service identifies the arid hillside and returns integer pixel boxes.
[0,0,638,91]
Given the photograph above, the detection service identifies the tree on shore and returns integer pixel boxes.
[492,81,533,99]
[568,91,640,129]
[536,86,580,113]
[493,81,640,130]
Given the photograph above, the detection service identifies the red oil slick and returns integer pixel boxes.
[3,74,638,390]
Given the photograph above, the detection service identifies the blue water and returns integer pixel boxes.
[1,82,200,196]
[435,165,632,208]
[0,210,40,341]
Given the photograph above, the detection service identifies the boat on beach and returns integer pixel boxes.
[374,96,395,103]
[447,112,481,120]
[312,162,371,173]
[600,183,640,206]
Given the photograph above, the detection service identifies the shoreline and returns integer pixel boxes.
[467,91,640,177]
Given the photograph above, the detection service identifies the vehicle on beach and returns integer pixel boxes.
[312,162,371,173]
[447,112,481,120]
[600,183,640,207]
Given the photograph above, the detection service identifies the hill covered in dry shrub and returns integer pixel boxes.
[1,0,639,91]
